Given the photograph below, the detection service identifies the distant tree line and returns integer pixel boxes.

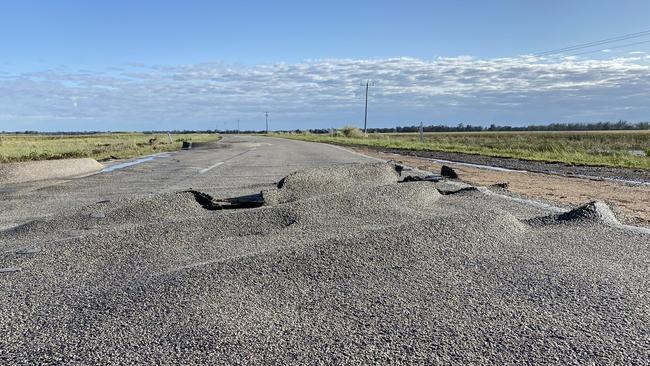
[300,121,650,134]
[3,120,650,134]
[0,129,264,135]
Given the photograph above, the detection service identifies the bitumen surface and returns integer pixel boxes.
[1,135,648,364]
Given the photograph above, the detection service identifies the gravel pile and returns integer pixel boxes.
[1,163,648,364]
[527,200,621,226]
[262,162,400,204]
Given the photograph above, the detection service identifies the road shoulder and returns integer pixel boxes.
[350,146,650,226]
[0,158,104,184]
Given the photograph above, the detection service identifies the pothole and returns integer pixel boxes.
[182,190,265,210]
[400,175,441,183]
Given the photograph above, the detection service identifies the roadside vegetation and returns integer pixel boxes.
[0,133,221,163]
[272,129,650,169]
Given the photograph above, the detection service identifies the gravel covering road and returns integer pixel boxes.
[1,140,649,364]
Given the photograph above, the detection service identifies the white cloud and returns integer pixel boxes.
[1,55,650,130]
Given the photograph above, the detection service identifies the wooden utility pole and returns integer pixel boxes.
[360,80,375,135]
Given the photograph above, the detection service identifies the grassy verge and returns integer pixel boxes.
[0,133,221,163]
[272,130,650,169]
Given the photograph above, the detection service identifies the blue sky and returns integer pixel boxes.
[1,0,650,131]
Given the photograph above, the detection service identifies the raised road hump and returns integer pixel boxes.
[262,162,401,204]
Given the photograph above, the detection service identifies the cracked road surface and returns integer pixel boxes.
[1,135,649,364]
[0,135,376,230]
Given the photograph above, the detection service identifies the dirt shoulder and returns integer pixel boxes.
[333,144,649,183]
[350,146,650,226]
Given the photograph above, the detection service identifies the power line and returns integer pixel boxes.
[568,38,650,56]
[535,29,650,56]
[534,29,650,56]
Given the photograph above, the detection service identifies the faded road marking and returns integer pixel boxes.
[101,153,171,173]
[199,161,224,174]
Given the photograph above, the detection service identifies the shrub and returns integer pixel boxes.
[340,125,364,138]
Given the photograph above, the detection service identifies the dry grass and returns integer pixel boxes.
[0,133,221,163]
[274,130,650,169]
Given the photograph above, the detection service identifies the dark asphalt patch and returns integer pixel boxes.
[183,190,221,210]
[441,165,459,179]
[437,186,480,195]
[400,175,441,183]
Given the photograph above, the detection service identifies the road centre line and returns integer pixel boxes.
[101,153,171,173]
[198,147,259,174]
[199,161,224,174]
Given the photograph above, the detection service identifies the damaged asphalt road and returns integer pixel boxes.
[1,136,649,364]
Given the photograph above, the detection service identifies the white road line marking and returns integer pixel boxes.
[101,153,171,173]
[199,162,224,174]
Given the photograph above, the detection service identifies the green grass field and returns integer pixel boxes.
[0,133,221,163]
[274,130,650,169]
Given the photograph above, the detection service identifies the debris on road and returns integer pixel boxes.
[400,174,441,182]
[1,162,649,364]
[355,147,650,224]
[440,164,459,178]
[489,182,510,190]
